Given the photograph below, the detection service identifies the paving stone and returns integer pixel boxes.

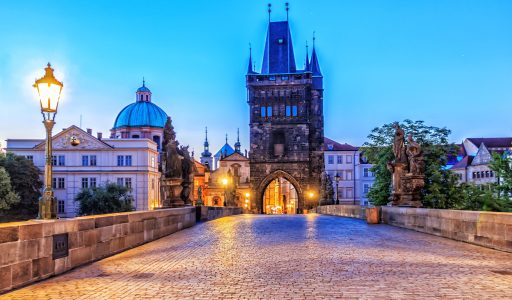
[2,214,512,299]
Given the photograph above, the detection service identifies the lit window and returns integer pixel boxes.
[267,106,272,117]
[281,75,288,80]
[151,157,155,168]
[261,107,266,117]
[285,106,291,117]
[292,105,298,116]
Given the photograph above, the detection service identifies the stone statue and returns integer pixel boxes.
[387,123,423,207]
[392,122,407,164]
[165,141,182,179]
[196,186,204,206]
[406,133,425,175]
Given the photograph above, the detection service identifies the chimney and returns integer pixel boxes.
[86,128,92,135]
[97,132,103,140]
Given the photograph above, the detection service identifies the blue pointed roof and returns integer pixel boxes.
[310,46,322,76]
[214,143,235,158]
[261,21,296,74]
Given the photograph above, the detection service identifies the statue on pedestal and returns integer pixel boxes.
[160,117,185,208]
[388,123,424,207]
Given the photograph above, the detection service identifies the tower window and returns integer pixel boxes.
[261,107,266,117]
[267,106,272,117]
[140,95,143,101]
[146,95,149,101]
[286,106,291,117]
[292,105,298,116]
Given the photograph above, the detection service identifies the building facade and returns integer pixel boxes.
[323,137,375,206]
[6,126,160,217]
[247,16,325,213]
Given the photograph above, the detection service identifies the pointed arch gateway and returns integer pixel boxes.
[256,170,304,214]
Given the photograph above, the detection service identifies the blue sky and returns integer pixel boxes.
[1,0,511,154]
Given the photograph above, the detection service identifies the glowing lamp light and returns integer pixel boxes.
[221,178,228,186]
[309,192,314,198]
[34,63,63,121]
[245,192,250,198]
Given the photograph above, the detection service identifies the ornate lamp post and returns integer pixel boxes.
[334,173,341,205]
[34,63,63,219]
[222,178,228,207]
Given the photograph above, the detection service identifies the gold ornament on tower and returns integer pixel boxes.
[70,135,80,146]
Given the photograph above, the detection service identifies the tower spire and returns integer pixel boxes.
[305,41,310,71]
[205,126,208,142]
[201,126,211,158]
[235,128,241,153]
[225,133,228,144]
[247,43,254,74]
[268,3,272,23]
[142,77,145,87]
[285,2,289,21]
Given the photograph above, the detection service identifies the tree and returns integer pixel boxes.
[75,182,134,216]
[0,153,42,215]
[489,152,512,201]
[361,120,460,207]
[0,167,20,210]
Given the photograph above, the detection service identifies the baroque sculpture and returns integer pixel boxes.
[160,117,196,207]
[388,123,424,207]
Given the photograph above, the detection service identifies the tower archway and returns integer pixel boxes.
[255,170,304,214]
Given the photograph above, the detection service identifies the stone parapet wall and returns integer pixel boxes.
[0,207,195,293]
[313,205,367,219]
[381,207,512,253]
[196,206,243,222]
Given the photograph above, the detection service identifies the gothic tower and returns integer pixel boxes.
[247,8,325,213]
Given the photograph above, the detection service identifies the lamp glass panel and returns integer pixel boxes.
[37,83,61,111]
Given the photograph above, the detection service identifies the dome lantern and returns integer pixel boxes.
[136,78,152,102]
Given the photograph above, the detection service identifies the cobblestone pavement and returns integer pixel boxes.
[3,214,512,299]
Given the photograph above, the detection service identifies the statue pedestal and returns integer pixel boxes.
[161,178,183,208]
[388,174,424,208]
[180,180,193,206]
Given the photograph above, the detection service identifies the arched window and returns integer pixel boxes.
[140,95,143,101]
[146,95,149,101]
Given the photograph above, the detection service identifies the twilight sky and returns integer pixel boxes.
[1,0,511,155]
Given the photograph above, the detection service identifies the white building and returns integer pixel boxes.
[6,125,161,217]
[323,137,375,205]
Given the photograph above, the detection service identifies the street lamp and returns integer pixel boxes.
[34,63,63,219]
[244,192,250,210]
[334,172,341,205]
[221,177,228,207]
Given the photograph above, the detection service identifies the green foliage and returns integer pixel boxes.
[0,153,42,215]
[361,120,459,207]
[456,184,511,212]
[75,182,134,216]
[489,152,512,200]
[0,167,20,210]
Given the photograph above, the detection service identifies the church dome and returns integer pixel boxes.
[113,101,167,129]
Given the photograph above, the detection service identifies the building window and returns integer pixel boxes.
[125,178,132,189]
[363,184,370,194]
[261,107,266,117]
[58,178,65,189]
[82,155,89,166]
[52,178,57,189]
[146,95,149,101]
[51,156,57,166]
[58,200,65,214]
[151,157,155,168]
[90,178,97,188]
[117,155,124,166]
[125,155,132,166]
[346,155,353,164]
[292,105,298,116]
[81,178,89,189]
[346,170,353,181]
[132,135,140,138]
[26,155,33,162]
[338,187,343,199]
[490,171,494,177]
[485,171,489,178]
[267,106,272,117]
[269,76,276,81]
[286,106,291,117]
[337,155,342,164]
[90,155,97,166]
[140,95,143,101]
[117,178,124,186]
[472,172,476,179]
[281,75,289,80]
[328,155,334,164]
[363,168,369,177]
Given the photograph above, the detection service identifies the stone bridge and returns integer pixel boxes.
[3,214,512,299]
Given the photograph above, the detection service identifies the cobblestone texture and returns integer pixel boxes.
[3,214,512,299]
